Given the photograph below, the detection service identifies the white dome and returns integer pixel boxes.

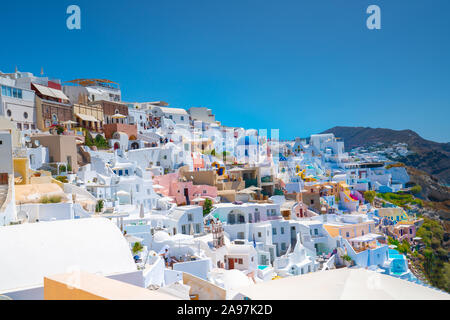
[153,230,171,242]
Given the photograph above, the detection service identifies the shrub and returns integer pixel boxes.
[203,198,213,216]
[95,200,104,213]
[132,241,144,255]
[342,254,352,262]
[94,134,109,149]
[411,185,422,195]
[364,190,376,204]
[40,195,62,204]
[59,165,66,172]
[55,176,68,183]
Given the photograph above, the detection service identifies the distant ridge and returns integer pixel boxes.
[321,126,450,184]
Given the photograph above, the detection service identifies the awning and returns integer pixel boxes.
[75,113,100,123]
[33,83,69,101]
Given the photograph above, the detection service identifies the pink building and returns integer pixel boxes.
[154,172,217,206]
[393,224,416,243]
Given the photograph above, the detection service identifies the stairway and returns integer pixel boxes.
[0,184,9,209]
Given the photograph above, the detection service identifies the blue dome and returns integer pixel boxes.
[237,135,258,146]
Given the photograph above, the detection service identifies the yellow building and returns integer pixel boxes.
[324,220,376,240]
[377,207,408,222]
[73,103,104,132]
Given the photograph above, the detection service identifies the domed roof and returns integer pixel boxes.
[237,135,259,146]
[153,230,171,242]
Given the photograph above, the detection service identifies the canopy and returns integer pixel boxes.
[75,113,99,123]
[32,83,69,101]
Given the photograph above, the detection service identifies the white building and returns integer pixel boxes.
[0,75,36,131]
[151,106,189,127]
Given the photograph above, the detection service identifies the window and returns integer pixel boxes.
[195,223,200,233]
[238,259,243,264]
[281,227,284,234]
[6,110,11,117]
[182,225,187,234]
[272,228,277,235]
[314,228,318,235]
[23,112,28,119]
[346,232,350,237]
[136,184,139,192]
[188,214,193,222]
[51,114,58,124]
[180,116,184,121]
[258,232,262,238]
[281,243,286,251]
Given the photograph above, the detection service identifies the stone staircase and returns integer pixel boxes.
[0,184,9,209]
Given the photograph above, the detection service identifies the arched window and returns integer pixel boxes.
[23,112,28,119]
[7,109,11,117]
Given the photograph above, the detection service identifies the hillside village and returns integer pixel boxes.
[0,70,448,300]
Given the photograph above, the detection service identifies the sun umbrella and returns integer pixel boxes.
[111,113,126,119]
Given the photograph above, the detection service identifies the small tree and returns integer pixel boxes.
[203,198,213,216]
[411,185,422,195]
[132,241,144,255]
[364,190,376,204]
[95,200,104,213]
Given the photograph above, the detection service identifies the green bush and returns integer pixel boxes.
[55,176,68,183]
[342,254,352,262]
[132,241,144,255]
[411,185,422,195]
[364,190,376,204]
[95,200,104,213]
[59,165,66,172]
[203,198,213,216]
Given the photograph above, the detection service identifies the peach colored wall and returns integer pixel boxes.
[324,222,375,239]
[154,172,217,205]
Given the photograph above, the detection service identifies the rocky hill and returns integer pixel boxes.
[322,126,450,184]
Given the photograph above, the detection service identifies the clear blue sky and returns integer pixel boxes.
[1,0,449,142]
